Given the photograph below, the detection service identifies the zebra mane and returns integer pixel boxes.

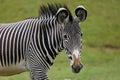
[39,4,66,17]
[38,4,73,21]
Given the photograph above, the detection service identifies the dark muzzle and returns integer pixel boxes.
[71,63,83,73]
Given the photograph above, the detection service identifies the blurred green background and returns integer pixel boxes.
[0,0,120,80]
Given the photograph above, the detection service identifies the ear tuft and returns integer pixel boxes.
[56,8,69,24]
[75,6,87,22]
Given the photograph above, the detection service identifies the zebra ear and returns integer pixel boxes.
[75,6,87,22]
[56,8,69,24]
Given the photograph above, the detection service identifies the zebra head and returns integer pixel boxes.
[56,6,87,73]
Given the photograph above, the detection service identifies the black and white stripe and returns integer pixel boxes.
[0,12,64,79]
[0,3,85,79]
[0,20,31,67]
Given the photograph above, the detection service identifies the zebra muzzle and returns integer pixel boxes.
[71,50,83,73]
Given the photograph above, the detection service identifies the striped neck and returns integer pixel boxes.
[31,17,64,65]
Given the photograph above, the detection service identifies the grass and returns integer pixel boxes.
[0,0,120,80]
[48,46,120,80]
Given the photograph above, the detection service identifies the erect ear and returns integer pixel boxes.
[56,8,69,24]
[75,6,87,22]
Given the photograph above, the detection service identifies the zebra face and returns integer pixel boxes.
[63,20,83,73]
[57,6,87,73]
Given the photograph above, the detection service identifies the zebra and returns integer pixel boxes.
[0,4,87,80]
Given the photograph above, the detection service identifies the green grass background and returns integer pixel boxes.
[0,0,120,80]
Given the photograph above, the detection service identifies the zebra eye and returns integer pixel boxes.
[64,34,69,40]
[64,34,67,39]
[63,34,69,42]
